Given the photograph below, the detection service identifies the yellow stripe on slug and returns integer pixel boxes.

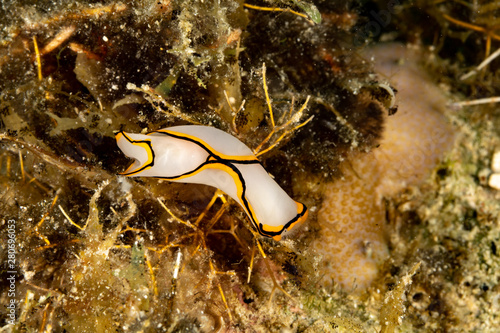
[260,223,285,241]
[286,202,309,231]
[260,202,308,241]
[155,155,266,236]
[115,131,124,141]
[116,131,155,176]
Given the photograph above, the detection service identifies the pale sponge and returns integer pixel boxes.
[312,44,455,291]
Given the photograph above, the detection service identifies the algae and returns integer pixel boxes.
[0,0,499,332]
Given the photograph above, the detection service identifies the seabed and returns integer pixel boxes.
[0,1,499,332]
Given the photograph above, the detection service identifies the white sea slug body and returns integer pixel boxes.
[115,125,308,241]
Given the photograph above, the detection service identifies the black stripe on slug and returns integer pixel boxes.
[117,130,156,176]
[258,203,308,238]
[152,130,262,165]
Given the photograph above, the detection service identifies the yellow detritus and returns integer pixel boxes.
[261,63,275,127]
[443,13,500,58]
[253,63,312,157]
[33,36,42,81]
[40,26,76,55]
[243,3,309,22]
[58,204,84,230]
